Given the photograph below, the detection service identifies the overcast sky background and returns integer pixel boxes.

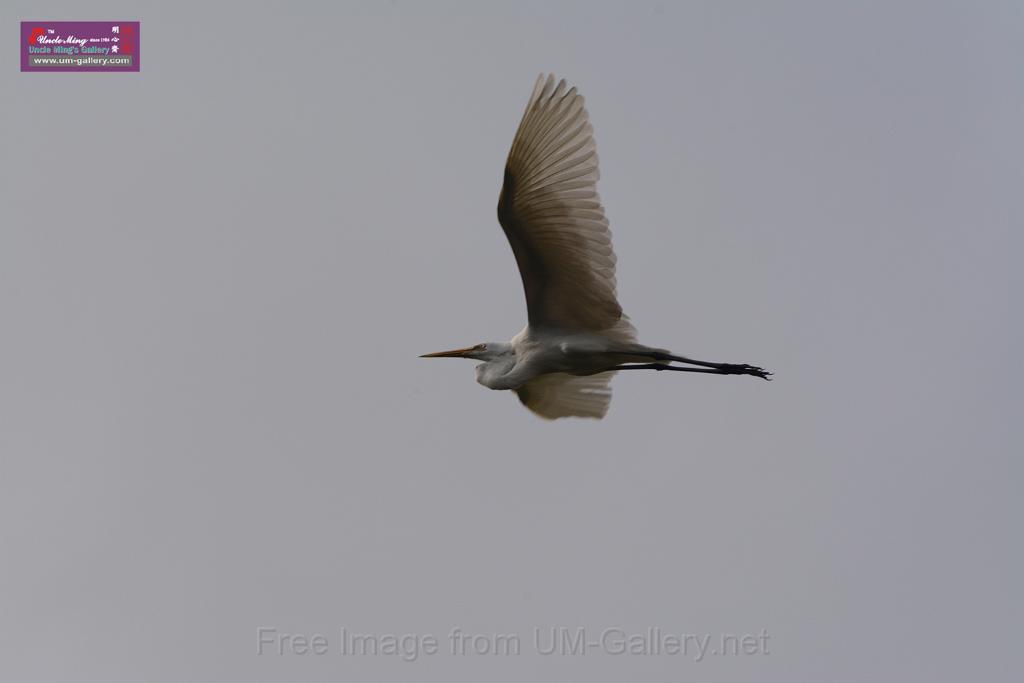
[2,1,1021,681]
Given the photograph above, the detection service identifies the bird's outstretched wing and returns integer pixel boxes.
[515,372,614,420]
[498,74,634,341]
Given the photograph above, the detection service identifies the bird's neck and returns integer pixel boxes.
[474,352,518,390]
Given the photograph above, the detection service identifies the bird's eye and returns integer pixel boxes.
[477,344,487,351]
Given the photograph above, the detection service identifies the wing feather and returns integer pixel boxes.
[498,74,635,341]
[515,372,614,420]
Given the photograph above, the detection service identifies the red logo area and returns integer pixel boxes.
[117,24,133,54]
[27,26,44,45]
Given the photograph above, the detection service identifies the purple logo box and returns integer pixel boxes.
[21,21,140,72]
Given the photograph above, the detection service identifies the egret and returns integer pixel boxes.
[422,74,771,419]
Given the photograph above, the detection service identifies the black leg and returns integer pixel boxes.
[610,363,772,380]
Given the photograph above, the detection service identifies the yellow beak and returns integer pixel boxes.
[419,346,475,358]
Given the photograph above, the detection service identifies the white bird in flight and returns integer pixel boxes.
[422,74,771,419]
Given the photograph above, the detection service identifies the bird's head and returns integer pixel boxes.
[420,342,509,361]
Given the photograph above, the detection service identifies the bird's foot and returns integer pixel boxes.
[723,364,773,380]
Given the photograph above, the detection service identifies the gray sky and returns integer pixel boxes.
[2,1,1021,681]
